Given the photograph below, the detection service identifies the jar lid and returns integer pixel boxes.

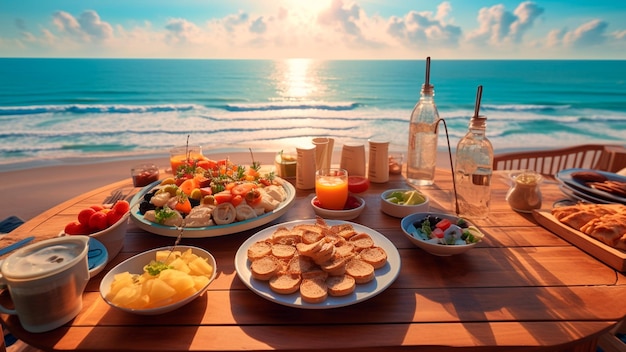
[1,236,89,280]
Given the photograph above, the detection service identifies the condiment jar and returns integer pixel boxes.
[0,236,95,333]
[506,170,543,213]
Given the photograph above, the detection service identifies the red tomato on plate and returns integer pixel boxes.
[348,176,370,193]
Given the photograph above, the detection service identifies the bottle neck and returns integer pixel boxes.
[419,84,434,101]
[468,116,487,136]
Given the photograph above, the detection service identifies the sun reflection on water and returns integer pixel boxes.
[272,58,326,102]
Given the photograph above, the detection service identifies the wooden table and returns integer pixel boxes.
[1,162,625,352]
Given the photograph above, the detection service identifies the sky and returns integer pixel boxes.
[0,0,625,60]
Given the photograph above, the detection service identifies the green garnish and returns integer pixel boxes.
[421,219,432,236]
[155,206,178,224]
[144,260,172,276]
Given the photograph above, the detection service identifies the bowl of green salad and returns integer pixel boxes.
[380,189,429,218]
[400,212,485,256]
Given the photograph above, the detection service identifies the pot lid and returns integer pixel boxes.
[1,236,89,280]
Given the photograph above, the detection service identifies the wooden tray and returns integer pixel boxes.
[533,209,626,272]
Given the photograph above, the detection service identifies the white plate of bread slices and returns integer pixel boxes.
[234,218,401,309]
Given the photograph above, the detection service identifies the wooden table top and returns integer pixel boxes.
[1,161,625,352]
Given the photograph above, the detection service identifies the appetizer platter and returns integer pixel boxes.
[130,157,296,238]
[533,203,626,271]
[234,219,401,309]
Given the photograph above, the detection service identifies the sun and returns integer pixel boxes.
[284,0,332,15]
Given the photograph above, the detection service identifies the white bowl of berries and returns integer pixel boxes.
[63,200,130,261]
[311,195,365,221]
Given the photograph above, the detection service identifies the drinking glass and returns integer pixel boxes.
[169,145,204,174]
[315,168,348,210]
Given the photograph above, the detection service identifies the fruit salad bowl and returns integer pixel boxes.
[100,246,217,315]
[400,212,484,256]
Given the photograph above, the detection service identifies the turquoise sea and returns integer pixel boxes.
[0,58,625,171]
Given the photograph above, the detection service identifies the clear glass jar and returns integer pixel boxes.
[506,170,543,213]
[453,116,493,219]
[406,83,440,186]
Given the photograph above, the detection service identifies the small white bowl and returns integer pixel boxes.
[311,195,365,221]
[380,189,429,218]
[61,213,129,263]
[88,213,129,261]
[400,212,482,256]
[99,245,217,315]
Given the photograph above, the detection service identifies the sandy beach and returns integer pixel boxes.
[0,150,456,224]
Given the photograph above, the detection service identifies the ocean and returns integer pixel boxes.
[1,58,625,171]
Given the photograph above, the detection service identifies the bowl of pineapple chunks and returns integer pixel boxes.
[99,246,217,315]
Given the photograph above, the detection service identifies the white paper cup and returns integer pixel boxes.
[340,143,366,176]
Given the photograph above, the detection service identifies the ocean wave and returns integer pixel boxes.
[218,101,361,112]
[481,104,571,112]
[0,104,198,116]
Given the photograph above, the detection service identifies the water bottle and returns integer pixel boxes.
[407,57,440,186]
[454,115,494,219]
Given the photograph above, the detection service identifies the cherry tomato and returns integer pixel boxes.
[214,191,233,204]
[348,176,370,193]
[245,189,262,206]
[231,194,244,207]
[435,218,452,231]
[232,183,255,196]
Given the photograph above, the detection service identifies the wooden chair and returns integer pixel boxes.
[492,144,626,179]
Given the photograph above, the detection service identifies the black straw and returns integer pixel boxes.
[474,85,483,118]
[425,57,431,86]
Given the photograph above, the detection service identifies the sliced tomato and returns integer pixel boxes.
[231,194,244,207]
[231,183,255,196]
[435,218,452,231]
[348,176,370,193]
[213,191,233,204]
[245,189,262,206]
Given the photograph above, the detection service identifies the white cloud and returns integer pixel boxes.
[1,1,624,59]
[468,1,543,46]
[52,10,113,42]
[386,2,461,47]
[563,19,608,47]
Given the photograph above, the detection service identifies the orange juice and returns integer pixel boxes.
[315,169,348,210]
[169,145,204,173]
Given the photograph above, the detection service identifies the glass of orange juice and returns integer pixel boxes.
[169,145,204,174]
[315,168,349,210]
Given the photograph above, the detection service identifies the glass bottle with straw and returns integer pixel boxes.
[407,57,440,187]
[453,85,494,220]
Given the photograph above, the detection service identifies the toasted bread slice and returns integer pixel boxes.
[319,254,349,276]
[247,240,272,261]
[300,278,328,304]
[349,233,374,251]
[345,258,375,284]
[271,226,302,245]
[269,273,302,294]
[329,223,357,239]
[334,239,355,258]
[312,242,336,264]
[296,238,325,257]
[359,246,387,269]
[326,275,356,297]
[287,254,317,275]
[300,229,325,244]
[271,243,297,260]
[250,255,280,281]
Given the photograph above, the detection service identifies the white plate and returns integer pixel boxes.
[130,179,296,238]
[234,219,401,309]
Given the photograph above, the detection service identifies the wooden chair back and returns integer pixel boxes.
[492,144,626,179]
